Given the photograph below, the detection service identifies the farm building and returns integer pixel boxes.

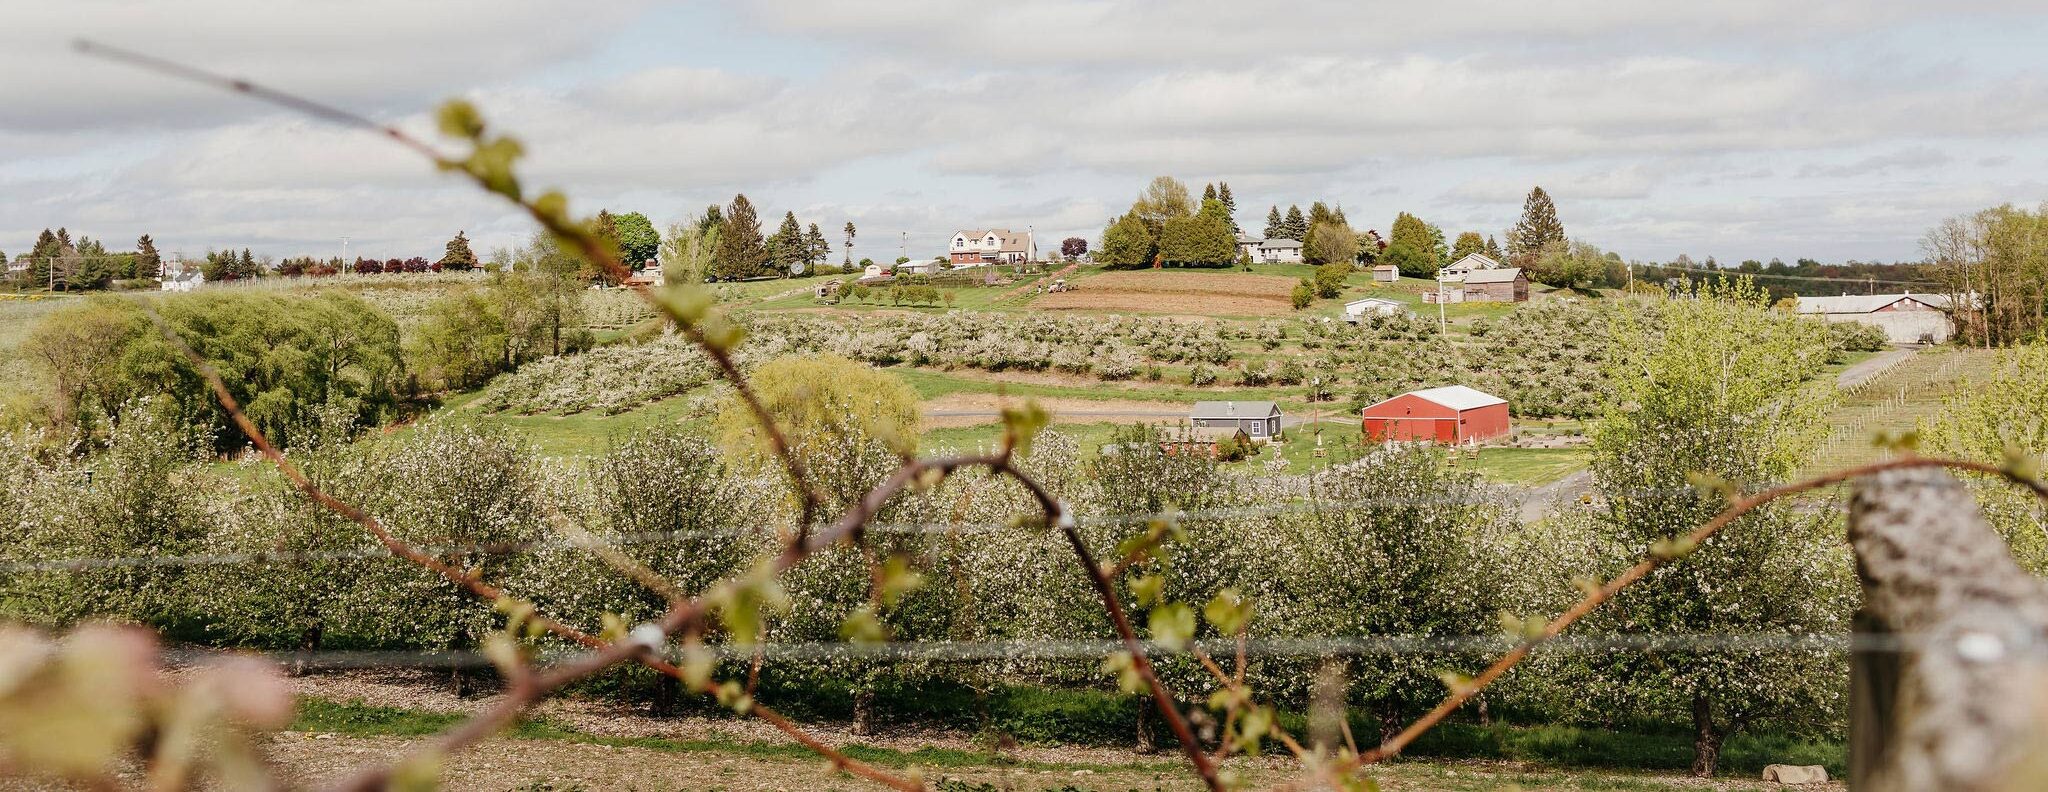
[1253,238,1304,264]
[1190,400,1283,443]
[1161,425,1252,458]
[1794,292,1954,344]
[813,279,843,299]
[899,259,942,276]
[1372,264,1398,282]
[1343,297,1407,322]
[1461,267,1528,302]
[1440,252,1504,281]
[1360,385,1510,445]
[949,229,1034,264]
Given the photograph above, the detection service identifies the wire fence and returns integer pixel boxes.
[162,632,1981,673]
[0,485,1741,575]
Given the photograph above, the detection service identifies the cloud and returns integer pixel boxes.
[1796,147,1955,178]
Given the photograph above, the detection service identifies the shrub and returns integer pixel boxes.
[1188,364,1216,386]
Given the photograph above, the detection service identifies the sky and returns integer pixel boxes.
[3,0,2046,266]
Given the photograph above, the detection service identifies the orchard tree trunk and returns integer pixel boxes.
[290,622,323,677]
[451,666,474,699]
[1135,700,1157,754]
[851,688,877,736]
[1690,692,1724,778]
[651,673,684,716]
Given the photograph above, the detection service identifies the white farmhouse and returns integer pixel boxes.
[1253,238,1303,264]
[1439,252,1503,281]
[1795,292,1954,345]
[949,229,1034,265]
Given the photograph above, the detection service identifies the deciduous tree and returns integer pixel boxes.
[612,211,661,268]
[1099,211,1155,269]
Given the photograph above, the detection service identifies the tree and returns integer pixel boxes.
[1264,207,1284,239]
[1385,212,1443,277]
[843,221,857,266]
[612,211,661,268]
[1484,234,1505,262]
[1290,279,1314,309]
[714,354,920,484]
[1311,260,1349,298]
[1280,205,1309,241]
[1202,183,1218,203]
[1216,182,1239,234]
[659,213,720,286]
[1303,222,1359,267]
[1508,186,1566,258]
[437,231,479,270]
[1582,278,1845,777]
[583,210,624,284]
[135,235,162,279]
[803,223,830,267]
[713,194,772,280]
[1355,229,1385,265]
[1450,231,1486,262]
[1922,340,2048,571]
[1158,199,1237,267]
[767,211,806,275]
[1925,203,2048,346]
[1060,237,1087,260]
[1530,239,1605,289]
[1098,212,1155,270]
[1133,176,1195,224]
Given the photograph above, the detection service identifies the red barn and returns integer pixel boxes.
[1360,385,1511,445]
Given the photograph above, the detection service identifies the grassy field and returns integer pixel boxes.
[1806,346,1989,473]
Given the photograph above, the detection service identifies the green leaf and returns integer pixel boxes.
[1149,602,1196,652]
[1101,651,1145,694]
[1128,574,1165,607]
[1203,588,1254,635]
[877,555,924,608]
[999,400,1050,455]
[434,99,485,140]
[839,606,887,644]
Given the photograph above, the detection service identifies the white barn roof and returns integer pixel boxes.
[1376,385,1507,412]
[1795,293,1949,315]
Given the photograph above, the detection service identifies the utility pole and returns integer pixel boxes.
[1436,271,1447,333]
[900,231,907,263]
[341,236,350,272]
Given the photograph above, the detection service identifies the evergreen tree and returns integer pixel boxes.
[1509,186,1566,258]
[1159,198,1238,267]
[1281,205,1309,240]
[1202,182,1218,203]
[437,231,479,270]
[136,234,162,278]
[26,229,59,288]
[1264,206,1283,239]
[1098,212,1156,269]
[698,205,724,235]
[1385,212,1443,277]
[1217,182,1239,234]
[239,248,257,279]
[713,194,771,280]
[804,223,830,267]
[1485,234,1505,261]
[1451,231,1486,262]
[842,221,857,266]
[767,211,805,274]
[1307,201,1336,230]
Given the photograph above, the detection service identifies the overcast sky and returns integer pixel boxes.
[4,1,2045,265]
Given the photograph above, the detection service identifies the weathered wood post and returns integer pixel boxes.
[1849,467,2048,791]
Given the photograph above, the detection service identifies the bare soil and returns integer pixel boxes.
[258,671,1842,792]
[1032,272,1298,316]
[921,393,1187,429]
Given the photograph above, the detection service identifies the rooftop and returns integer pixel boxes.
[1795,293,1950,314]
[1190,400,1281,418]
[1366,385,1507,412]
[1462,267,1524,284]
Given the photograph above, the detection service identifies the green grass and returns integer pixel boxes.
[1807,346,1989,474]
[293,697,1178,774]
[1465,447,1592,485]
[889,367,1303,407]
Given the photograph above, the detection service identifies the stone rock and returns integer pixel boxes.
[1762,764,1829,784]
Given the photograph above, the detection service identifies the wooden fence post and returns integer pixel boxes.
[1848,467,2048,791]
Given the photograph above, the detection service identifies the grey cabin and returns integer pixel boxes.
[1189,400,1283,442]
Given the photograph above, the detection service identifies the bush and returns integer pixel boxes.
[1290,279,1314,309]
[1188,364,1216,386]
